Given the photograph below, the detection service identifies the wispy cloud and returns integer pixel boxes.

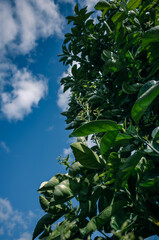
[63,147,72,156]
[0,141,10,153]
[79,0,97,11]
[57,63,79,112]
[58,0,97,11]
[59,0,97,11]
[0,198,12,221]
[46,125,54,132]
[0,198,27,233]
[0,0,65,121]
[16,232,32,240]
[63,146,74,163]
[57,85,71,112]
[0,1,18,56]
[86,134,96,148]
[1,68,48,121]
[0,0,65,56]
[0,197,37,239]
[57,66,72,112]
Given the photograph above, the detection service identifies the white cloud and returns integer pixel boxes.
[0,198,27,232]
[77,0,97,11]
[0,2,18,54]
[16,232,32,240]
[58,0,97,11]
[0,0,66,121]
[46,125,54,132]
[64,147,72,156]
[1,68,48,120]
[57,85,71,112]
[11,210,27,229]
[27,210,36,219]
[0,62,16,93]
[86,134,96,148]
[0,198,12,222]
[0,0,65,55]
[63,147,73,162]
[57,63,80,112]
[79,0,98,11]
[0,141,10,153]
[0,197,38,238]
[14,0,65,54]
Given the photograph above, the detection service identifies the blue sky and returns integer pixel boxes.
[0,0,97,239]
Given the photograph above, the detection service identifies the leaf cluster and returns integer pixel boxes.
[33,1,159,239]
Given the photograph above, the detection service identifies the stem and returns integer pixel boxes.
[104,21,112,33]
[94,135,100,149]
[144,140,159,154]
[99,230,108,239]
[138,136,159,155]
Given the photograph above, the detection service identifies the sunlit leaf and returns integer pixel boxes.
[152,127,159,139]
[80,201,125,237]
[100,131,118,158]
[142,26,159,47]
[127,0,142,10]
[71,142,103,169]
[33,214,61,240]
[69,120,122,137]
[131,81,159,122]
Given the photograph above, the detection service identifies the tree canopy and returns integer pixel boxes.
[33,0,159,239]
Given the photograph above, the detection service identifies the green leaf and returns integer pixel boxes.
[39,195,49,211]
[131,81,159,123]
[103,60,123,74]
[102,50,123,74]
[62,219,79,239]
[120,151,142,173]
[44,234,61,240]
[141,168,159,187]
[69,120,122,137]
[138,80,157,97]
[100,131,118,158]
[111,11,126,24]
[102,50,118,62]
[114,133,132,146]
[142,26,159,47]
[79,200,90,219]
[48,203,69,215]
[89,187,102,218]
[94,1,110,11]
[80,201,125,237]
[33,214,60,240]
[120,2,128,12]
[69,162,84,176]
[74,4,79,14]
[152,127,159,139]
[127,0,142,10]
[71,142,103,169]
[122,82,143,95]
[53,178,81,203]
[117,151,142,188]
[38,174,68,192]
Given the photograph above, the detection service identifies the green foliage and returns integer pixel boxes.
[69,120,122,137]
[33,1,159,239]
[131,81,159,123]
[71,142,103,169]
